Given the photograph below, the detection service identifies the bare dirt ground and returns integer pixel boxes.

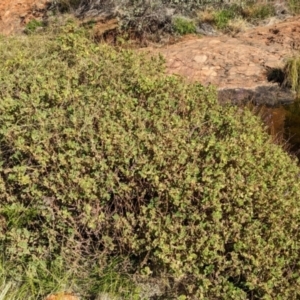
[0,0,49,35]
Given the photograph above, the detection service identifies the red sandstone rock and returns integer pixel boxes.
[141,15,300,104]
[44,292,79,300]
[0,0,49,35]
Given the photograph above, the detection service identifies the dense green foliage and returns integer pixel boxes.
[172,17,196,34]
[1,22,300,299]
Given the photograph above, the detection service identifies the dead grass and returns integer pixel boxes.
[227,17,251,34]
[283,55,300,96]
[196,7,215,24]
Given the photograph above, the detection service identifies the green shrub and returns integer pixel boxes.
[172,17,196,35]
[1,22,300,299]
[24,19,44,34]
[213,8,237,29]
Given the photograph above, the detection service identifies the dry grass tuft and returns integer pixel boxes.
[227,17,250,34]
[283,55,300,96]
[196,8,215,24]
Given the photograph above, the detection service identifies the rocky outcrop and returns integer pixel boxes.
[0,0,49,35]
[144,15,300,105]
[0,1,299,105]
[218,86,296,106]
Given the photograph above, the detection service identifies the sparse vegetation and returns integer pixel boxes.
[43,0,297,43]
[243,2,276,21]
[198,2,275,31]
[227,17,249,34]
[288,0,300,14]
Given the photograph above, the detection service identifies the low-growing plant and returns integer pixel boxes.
[172,16,196,35]
[227,17,249,34]
[1,22,300,299]
[197,7,215,24]
[213,9,234,29]
[24,19,45,34]
[213,6,240,29]
[0,252,137,299]
[197,1,277,32]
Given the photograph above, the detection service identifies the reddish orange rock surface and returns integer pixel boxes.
[44,292,80,300]
[144,16,300,90]
[0,0,48,35]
